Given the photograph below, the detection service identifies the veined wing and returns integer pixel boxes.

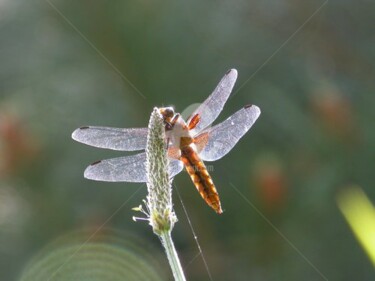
[196,104,261,162]
[188,69,238,136]
[84,152,184,182]
[72,126,148,151]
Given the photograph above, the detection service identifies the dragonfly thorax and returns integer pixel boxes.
[165,114,192,149]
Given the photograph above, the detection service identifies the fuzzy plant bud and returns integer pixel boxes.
[146,107,177,235]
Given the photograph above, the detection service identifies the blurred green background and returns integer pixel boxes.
[1,0,374,280]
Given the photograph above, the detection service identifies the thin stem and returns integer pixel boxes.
[159,231,186,281]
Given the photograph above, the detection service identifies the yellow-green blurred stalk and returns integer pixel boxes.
[337,186,375,266]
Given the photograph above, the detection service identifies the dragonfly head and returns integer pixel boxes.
[159,107,178,131]
[159,107,175,119]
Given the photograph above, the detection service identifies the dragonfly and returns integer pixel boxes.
[72,69,261,214]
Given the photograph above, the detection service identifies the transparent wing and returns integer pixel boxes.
[72,126,148,151]
[197,105,261,162]
[84,152,184,182]
[188,69,238,136]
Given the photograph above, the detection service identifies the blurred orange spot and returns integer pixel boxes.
[0,112,39,178]
[311,81,357,144]
[252,155,287,213]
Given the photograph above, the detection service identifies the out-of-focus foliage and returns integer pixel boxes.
[0,0,374,280]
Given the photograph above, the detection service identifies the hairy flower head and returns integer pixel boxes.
[141,107,177,235]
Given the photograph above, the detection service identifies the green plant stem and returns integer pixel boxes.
[159,230,186,281]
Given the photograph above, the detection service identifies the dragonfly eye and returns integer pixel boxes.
[160,107,175,119]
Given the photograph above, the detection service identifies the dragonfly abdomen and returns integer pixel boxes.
[180,145,223,214]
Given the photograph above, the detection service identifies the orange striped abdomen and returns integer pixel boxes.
[180,145,223,214]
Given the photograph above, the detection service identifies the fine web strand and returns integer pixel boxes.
[174,184,214,281]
